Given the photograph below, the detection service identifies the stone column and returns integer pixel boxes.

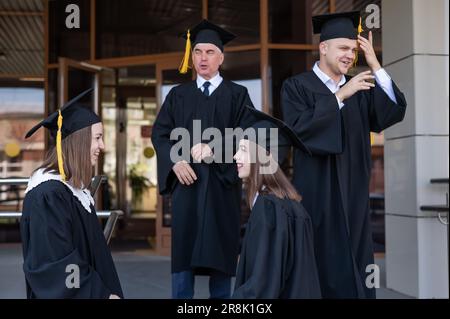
[383,0,449,298]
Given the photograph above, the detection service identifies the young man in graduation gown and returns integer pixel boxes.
[281,11,407,298]
[21,89,123,299]
[151,20,255,299]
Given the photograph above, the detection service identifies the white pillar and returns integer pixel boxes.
[383,0,449,298]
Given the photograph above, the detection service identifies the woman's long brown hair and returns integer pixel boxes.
[37,125,93,189]
[246,146,301,207]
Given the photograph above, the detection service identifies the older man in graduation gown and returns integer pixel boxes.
[281,11,407,298]
[151,20,254,299]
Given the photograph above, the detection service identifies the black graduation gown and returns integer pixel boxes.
[151,80,254,276]
[233,194,321,299]
[20,180,123,299]
[281,71,407,298]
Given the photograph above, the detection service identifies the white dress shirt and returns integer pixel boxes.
[196,72,223,96]
[252,191,259,208]
[312,61,398,109]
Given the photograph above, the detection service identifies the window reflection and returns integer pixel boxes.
[208,0,260,46]
[0,87,44,210]
[49,0,90,63]
[96,0,202,58]
[269,0,328,44]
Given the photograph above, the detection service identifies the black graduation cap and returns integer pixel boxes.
[242,106,311,164]
[179,19,236,73]
[25,88,100,181]
[184,19,236,52]
[312,11,362,42]
[25,88,100,139]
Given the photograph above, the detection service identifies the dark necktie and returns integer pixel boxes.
[202,81,211,97]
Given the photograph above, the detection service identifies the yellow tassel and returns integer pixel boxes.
[357,16,363,35]
[56,110,66,181]
[179,30,192,74]
[353,17,364,67]
[370,132,374,146]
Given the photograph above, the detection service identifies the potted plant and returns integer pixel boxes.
[128,163,151,210]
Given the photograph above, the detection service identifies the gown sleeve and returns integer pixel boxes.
[365,80,407,133]
[281,77,344,155]
[151,89,178,195]
[21,189,113,298]
[232,199,289,298]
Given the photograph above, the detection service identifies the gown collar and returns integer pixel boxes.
[252,185,267,208]
[25,168,95,213]
[305,69,344,96]
[196,72,223,89]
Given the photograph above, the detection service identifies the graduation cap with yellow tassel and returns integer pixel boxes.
[312,11,361,40]
[312,11,363,67]
[25,88,100,181]
[179,19,236,74]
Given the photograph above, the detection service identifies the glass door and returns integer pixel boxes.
[102,64,158,210]
[56,58,104,204]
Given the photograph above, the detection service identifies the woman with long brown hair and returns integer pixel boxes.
[20,89,123,299]
[232,107,321,298]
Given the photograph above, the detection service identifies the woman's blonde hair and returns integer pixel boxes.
[37,125,93,189]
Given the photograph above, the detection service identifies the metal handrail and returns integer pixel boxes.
[0,212,23,218]
[0,210,122,219]
[0,210,123,245]
[88,175,108,196]
[0,175,118,244]
[430,178,450,184]
[438,213,449,226]
[101,210,123,244]
[422,178,449,296]
[0,178,29,185]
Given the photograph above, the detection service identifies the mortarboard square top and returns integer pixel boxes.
[183,19,236,52]
[25,88,100,140]
[312,11,361,42]
[243,105,311,158]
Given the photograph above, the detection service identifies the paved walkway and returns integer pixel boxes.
[0,242,412,299]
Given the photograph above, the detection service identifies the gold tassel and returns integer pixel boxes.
[353,17,364,67]
[179,30,192,74]
[56,110,66,181]
[357,16,363,35]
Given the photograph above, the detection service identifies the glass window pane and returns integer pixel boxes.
[101,81,117,209]
[49,0,91,63]
[269,50,315,118]
[96,0,202,58]
[208,0,260,46]
[221,50,260,81]
[221,50,261,109]
[47,69,58,114]
[0,86,44,210]
[67,67,96,101]
[269,0,328,44]
[101,65,160,213]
